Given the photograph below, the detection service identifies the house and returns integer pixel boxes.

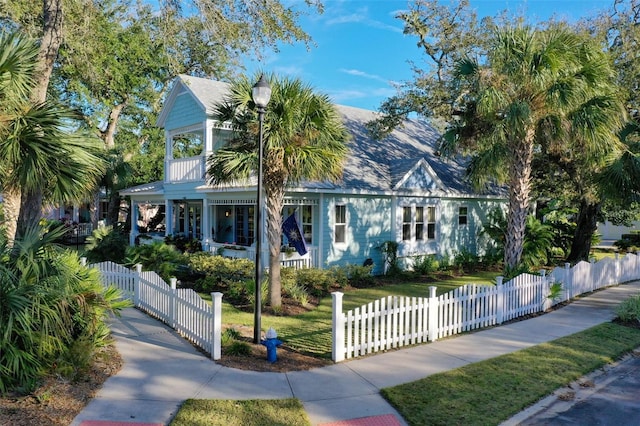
[120,75,506,274]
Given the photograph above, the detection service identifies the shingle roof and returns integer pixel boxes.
[158,75,501,197]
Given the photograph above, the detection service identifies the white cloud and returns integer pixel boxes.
[339,68,390,84]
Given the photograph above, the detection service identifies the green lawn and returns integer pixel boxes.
[382,322,640,425]
[170,399,310,426]
[206,271,498,358]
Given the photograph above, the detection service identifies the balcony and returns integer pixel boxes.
[166,156,206,183]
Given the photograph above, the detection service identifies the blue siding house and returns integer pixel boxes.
[121,75,505,274]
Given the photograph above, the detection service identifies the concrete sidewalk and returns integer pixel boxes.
[71,281,640,426]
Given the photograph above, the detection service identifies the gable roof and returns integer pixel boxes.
[156,75,230,128]
[156,75,502,197]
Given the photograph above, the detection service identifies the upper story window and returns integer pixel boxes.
[335,205,346,243]
[458,206,468,226]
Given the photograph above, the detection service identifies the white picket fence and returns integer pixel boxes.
[332,253,640,362]
[87,260,223,360]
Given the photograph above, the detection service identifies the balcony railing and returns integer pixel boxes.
[166,156,205,183]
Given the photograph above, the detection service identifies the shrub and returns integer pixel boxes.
[165,234,202,253]
[85,225,129,263]
[188,252,254,292]
[453,248,480,273]
[413,255,439,276]
[345,263,375,288]
[125,241,187,282]
[295,268,335,296]
[0,228,129,393]
[379,241,400,275]
[615,295,640,324]
[225,341,252,356]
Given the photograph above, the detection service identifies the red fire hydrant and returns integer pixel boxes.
[261,327,282,363]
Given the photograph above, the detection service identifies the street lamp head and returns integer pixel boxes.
[252,74,272,110]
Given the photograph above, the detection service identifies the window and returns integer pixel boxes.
[234,206,254,246]
[402,207,412,241]
[459,207,468,226]
[335,205,346,243]
[415,207,424,240]
[302,205,313,244]
[427,206,436,239]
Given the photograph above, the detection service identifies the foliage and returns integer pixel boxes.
[615,294,640,324]
[208,73,350,308]
[412,254,439,275]
[294,267,335,296]
[124,241,187,282]
[188,252,254,293]
[0,227,129,393]
[84,225,129,263]
[453,249,480,273]
[224,341,252,356]
[547,282,564,304]
[165,234,202,253]
[482,209,558,270]
[378,240,400,275]
[343,264,375,288]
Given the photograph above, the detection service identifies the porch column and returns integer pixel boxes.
[201,198,211,249]
[129,201,139,245]
[165,199,173,236]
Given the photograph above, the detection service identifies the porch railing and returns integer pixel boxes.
[208,242,318,269]
[166,155,205,182]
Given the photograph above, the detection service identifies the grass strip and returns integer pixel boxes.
[169,398,310,426]
[382,322,640,426]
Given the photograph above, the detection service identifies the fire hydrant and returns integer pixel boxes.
[261,327,282,363]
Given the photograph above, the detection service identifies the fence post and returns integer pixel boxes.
[496,276,504,324]
[564,263,572,301]
[540,270,551,312]
[211,292,223,360]
[134,264,142,307]
[427,286,438,342]
[170,278,177,328]
[80,257,87,266]
[332,292,345,363]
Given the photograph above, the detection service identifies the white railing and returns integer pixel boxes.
[166,155,205,182]
[332,253,640,362]
[88,260,222,360]
[208,242,319,269]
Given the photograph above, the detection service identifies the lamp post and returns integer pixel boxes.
[252,75,271,344]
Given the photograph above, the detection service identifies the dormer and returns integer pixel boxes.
[157,75,233,183]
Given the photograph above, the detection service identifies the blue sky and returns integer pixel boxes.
[244,0,610,111]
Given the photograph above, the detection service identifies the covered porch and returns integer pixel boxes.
[129,193,320,269]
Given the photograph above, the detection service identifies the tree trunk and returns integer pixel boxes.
[103,101,127,149]
[16,188,44,239]
[31,0,63,105]
[16,0,64,237]
[2,189,21,243]
[504,130,535,270]
[265,184,285,308]
[566,200,600,262]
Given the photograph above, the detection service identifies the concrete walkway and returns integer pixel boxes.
[71,281,640,426]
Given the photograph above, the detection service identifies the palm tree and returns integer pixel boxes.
[208,74,350,307]
[443,24,625,270]
[0,30,105,241]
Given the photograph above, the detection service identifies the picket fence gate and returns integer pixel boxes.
[332,253,640,362]
[86,260,222,360]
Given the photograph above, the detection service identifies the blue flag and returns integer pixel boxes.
[282,213,308,256]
